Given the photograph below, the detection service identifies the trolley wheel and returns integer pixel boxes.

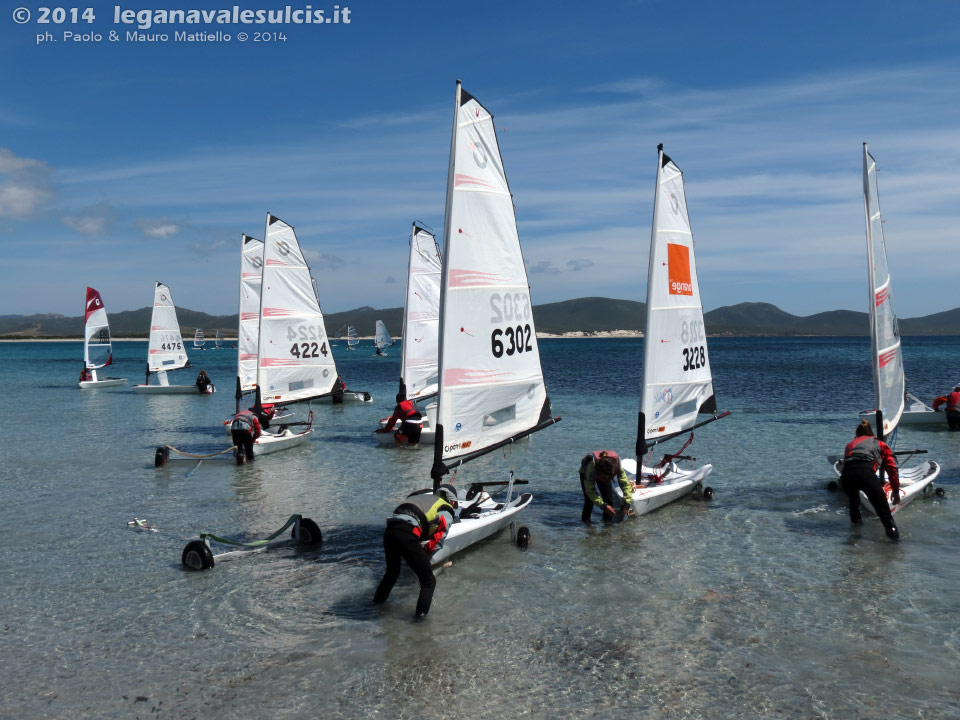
[516,526,530,549]
[154,446,169,467]
[935,487,946,498]
[293,518,323,546]
[826,480,839,492]
[702,486,715,500]
[363,392,372,402]
[181,540,215,571]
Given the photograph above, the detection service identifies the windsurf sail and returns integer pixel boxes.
[862,143,905,440]
[215,329,223,350]
[375,319,393,351]
[255,214,338,405]
[193,328,205,349]
[83,287,113,369]
[236,233,264,404]
[638,145,723,456]
[347,325,359,349]
[431,81,559,486]
[147,282,189,373]
[400,224,442,399]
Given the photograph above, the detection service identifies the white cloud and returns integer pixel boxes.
[138,217,182,238]
[0,148,53,219]
[61,202,115,236]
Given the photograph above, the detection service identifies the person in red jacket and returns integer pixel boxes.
[944,386,960,431]
[376,393,423,446]
[840,419,901,540]
[230,409,262,465]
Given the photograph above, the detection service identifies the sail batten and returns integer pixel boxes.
[639,146,717,449]
[255,214,337,404]
[432,81,555,479]
[862,143,904,438]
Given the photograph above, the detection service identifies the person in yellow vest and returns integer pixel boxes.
[373,486,458,618]
[579,450,633,522]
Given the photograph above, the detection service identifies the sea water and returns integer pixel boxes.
[1,337,958,719]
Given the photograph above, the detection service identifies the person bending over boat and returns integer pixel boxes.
[230,409,262,465]
[376,393,423,446]
[195,370,214,394]
[579,450,633,522]
[937,386,960,430]
[840,420,900,540]
[250,404,275,430]
[373,487,457,618]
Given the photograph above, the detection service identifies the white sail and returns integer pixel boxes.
[83,287,113,369]
[193,328,205,349]
[863,143,905,438]
[237,234,263,393]
[147,282,188,372]
[375,319,393,350]
[215,329,223,350]
[256,214,337,404]
[640,146,716,449]
[401,225,442,398]
[347,325,359,347]
[434,82,554,473]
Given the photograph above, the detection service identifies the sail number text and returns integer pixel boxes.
[286,324,328,359]
[490,292,533,358]
[680,319,705,344]
[159,334,182,351]
[682,346,706,371]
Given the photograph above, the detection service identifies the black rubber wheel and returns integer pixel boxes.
[182,540,215,571]
[154,446,169,467]
[702,486,715,500]
[826,480,839,492]
[935,487,946,498]
[363,392,372,402]
[516,526,530,549]
[293,518,323,546]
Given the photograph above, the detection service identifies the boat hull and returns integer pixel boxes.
[831,459,941,515]
[315,390,373,404]
[430,491,532,566]
[78,378,127,389]
[622,458,714,516]
[133,384,206,394]
[252,428,311,456]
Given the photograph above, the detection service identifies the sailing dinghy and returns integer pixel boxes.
[832,144,940,511]
[374,319,393,355]
[424,81,560,565]
[132,282,200,394]
[375,223,441,445]
[623,145,729,516]
[77,287,126,388]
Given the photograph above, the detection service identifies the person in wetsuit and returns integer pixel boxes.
[840,419,901,540]
[230,409,262,465]
[373,486,457,618]
[376,393,423,446]
[195,370,213,393]
[579,450,633,522]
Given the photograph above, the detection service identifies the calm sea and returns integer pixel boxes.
[1,336,958,719]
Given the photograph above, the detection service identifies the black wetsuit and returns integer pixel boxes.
[839,460,897,538]
[373,521,436,617]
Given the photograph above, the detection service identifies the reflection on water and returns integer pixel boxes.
[1,338,959,718]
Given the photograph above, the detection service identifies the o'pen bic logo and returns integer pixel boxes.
[667,243,693,296]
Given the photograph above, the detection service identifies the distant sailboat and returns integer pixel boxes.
[425,81,561,564]
[346,325,359,351]
[374,319,393,356]
[376,223,441,445]
[193,328,205,350]
[622,145,729,515]
[833,144,940,510]
[77,287,126,388]
[214,329,224,350]
[132,282,201,394]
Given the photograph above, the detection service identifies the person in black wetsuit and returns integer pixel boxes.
[195,370,213,393]
[840,419,901,541]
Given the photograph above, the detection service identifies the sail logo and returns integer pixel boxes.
[469,140,488,168]
[879,348,898,368]
[655,388,673,405]
[875,287,889,307]
[276,240,291,255]
[670,193,680,214]
[251,256,263,268]
[667,243,693,296]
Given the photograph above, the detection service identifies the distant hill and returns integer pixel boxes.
[2,298,959,338]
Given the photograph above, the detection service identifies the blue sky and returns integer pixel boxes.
[2,0,959,319]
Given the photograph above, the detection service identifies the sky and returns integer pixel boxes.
[2,0,959,319]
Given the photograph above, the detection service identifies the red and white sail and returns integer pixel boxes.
[863,143,904,436]
[640,146,716,447]
[83,287,113,369]
[237,234,263,393]
[256,214,337,404]
[147,282,188,372]
[401,225,442,399]
[434,82,553,472]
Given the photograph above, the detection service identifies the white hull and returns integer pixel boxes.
[431,491,532,565]
[252,427,311,456]
[831,459,941,514]
[622,458,714,516]
[900,409,949,426]
[133,384,206,395]
[78,377,126,389]
[315,390,373,404]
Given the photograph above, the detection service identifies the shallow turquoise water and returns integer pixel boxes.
[1,337,958,719]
